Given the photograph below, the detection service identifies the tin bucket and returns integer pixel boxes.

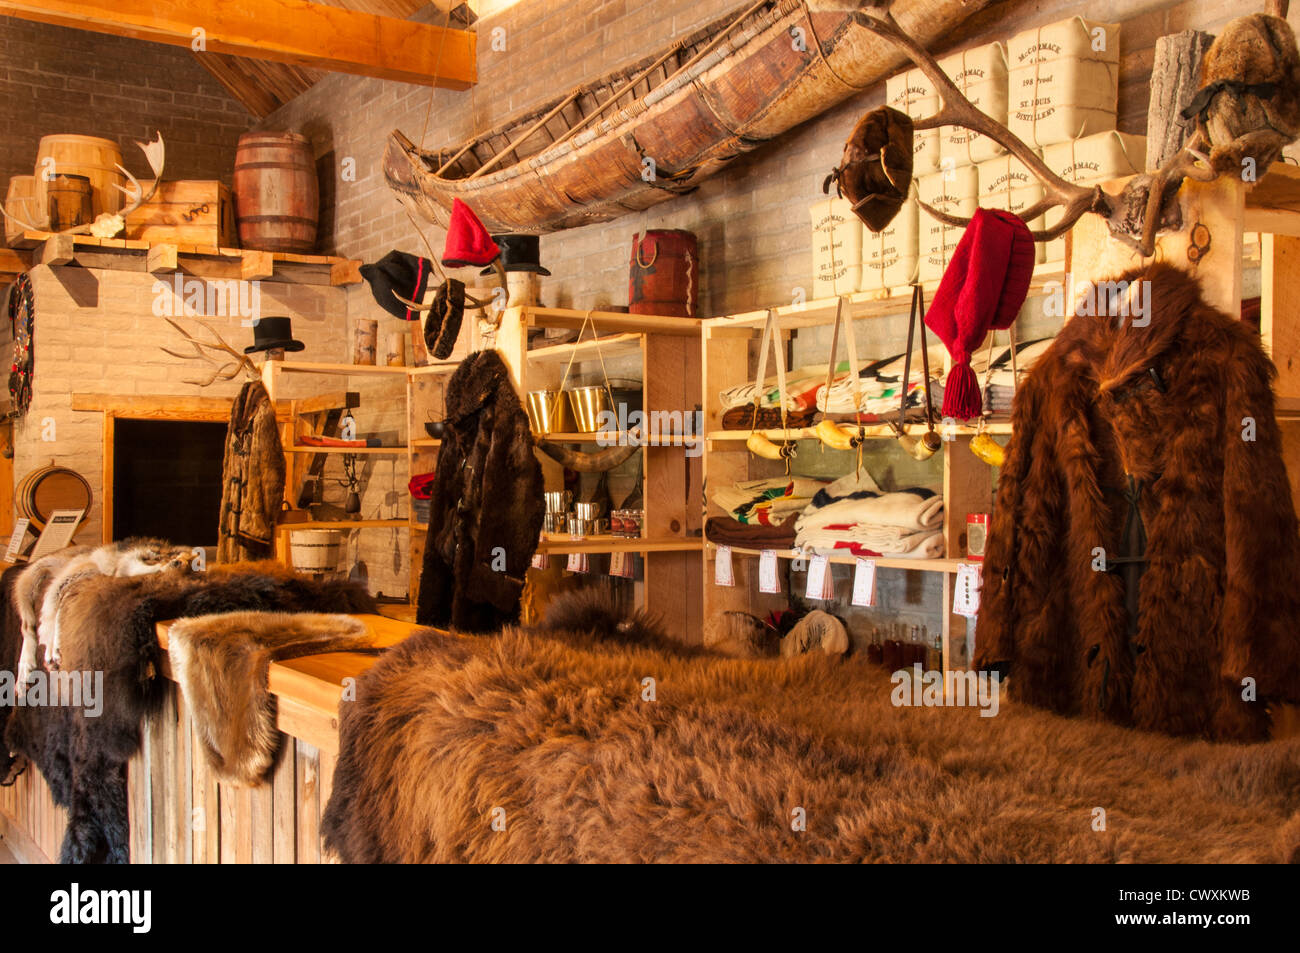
[525,389,573,435]
[567,385,611,433]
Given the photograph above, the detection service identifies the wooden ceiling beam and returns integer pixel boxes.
[0,0,476,89]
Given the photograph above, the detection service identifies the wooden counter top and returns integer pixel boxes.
[155,612,441,753]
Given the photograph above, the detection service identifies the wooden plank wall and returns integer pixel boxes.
[0,681,337,864]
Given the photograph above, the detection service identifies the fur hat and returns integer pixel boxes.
[424,279,466,360]
[825,106,915,232]
[359,250,433,321]
[924,208,1036,420]
[442,199,500,268]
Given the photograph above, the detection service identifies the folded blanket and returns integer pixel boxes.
[705,516,797,549]
[712,477,829,526]
[796,488,944,535]
[719,363,842,412]
[794,528,945,559]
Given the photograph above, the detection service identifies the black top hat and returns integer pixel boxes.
[244,316,306,353]
[481,234,550,276]
[360,250,435,321]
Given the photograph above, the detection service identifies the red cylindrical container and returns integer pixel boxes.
[629,229,698,317]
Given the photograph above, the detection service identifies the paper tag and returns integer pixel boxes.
[610,551,633,578]
[531,552,549,570]
[852,558,877,607]
[4,518,31,562]
[29,509,84,561]
[758,549,781,594]
[805,554,833,600]
[953,563,982,618]
[714,546,735,587]
[566,552,589,574]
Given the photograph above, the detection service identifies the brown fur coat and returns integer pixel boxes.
[217,380,285,563]
[976,263,1300,742]
[417,349,544,632]
[321,593,1300,863]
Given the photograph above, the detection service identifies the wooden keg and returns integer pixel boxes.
[4,175,43,245]
[46,174,93,231]
[33,134,125,221]
[629,229,698,317]
[232,131,319,253]
[16,466,93,530]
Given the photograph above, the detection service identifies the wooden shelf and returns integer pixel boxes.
[706,418,1013,443]
[406,363,461,376]
[266,361,409,377]
[285,444,406,454]
[538,430,702,445]
[538,534,703,554]
[10,231,362,285]
[516,306,701,336]
[526,331,643,363]
[410,438,442,449]
[279,519,407,530]
[707,542,967,574]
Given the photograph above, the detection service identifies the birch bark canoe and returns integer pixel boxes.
[384,0,992,234]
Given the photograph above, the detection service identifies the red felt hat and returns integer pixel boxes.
[924,207,1036,420]
[441,199,500,268]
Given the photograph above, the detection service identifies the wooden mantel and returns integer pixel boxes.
[0,0,477,89]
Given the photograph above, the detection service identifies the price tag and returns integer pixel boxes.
[714,545,735,587]
[566,552,589,574]
[4,518,31,562]
[805,554,833,600]
[531,552,549,570]
[953,563,982,618]
[758,549,780,594]
[852,558,877,607]
[609,551,633,578]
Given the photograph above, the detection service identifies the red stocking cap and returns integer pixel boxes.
[924,208,1036,420]
[442,199,500,268]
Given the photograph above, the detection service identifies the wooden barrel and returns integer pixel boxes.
[289,529,343,573]
[33,134,124,221]
[232,132,319,253]
[46,174,93,231]
[16,466,93,530]
[629,229,698,317]
[4,175,43,245]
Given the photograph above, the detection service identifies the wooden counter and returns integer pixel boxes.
[0,610,433,864]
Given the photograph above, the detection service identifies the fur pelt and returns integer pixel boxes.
[321,591,1300,864]
[417,349,544,632]
[169,612,372,787]
[976,262,1300,742]
[2,563,374,863]
[217,380,285,563]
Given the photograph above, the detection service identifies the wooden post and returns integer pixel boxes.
[1147,31,1215,171]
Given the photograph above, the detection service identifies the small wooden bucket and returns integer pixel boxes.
[289,529,343,573]
[47,174,93,230]
[15,466,93,530]
[5,175,43,245]
[33,134,124,220]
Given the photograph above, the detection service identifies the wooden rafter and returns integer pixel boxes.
[0,0,477,89]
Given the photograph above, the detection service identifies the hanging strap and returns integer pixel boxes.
[898,285,935,433]
[824,295,863,421]
[557,311,614,426]
[751,308,789,434]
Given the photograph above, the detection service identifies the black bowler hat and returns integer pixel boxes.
[360,250,434,321]
[244,316,306,353]
[480,234,550,276]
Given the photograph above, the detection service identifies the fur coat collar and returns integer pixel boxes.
[417,350,544,632]
[976,262,1300,742]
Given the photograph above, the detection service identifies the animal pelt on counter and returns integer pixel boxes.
[976,262,1300,742]
[1,562,375,864]
[169,611,372,787]
[321,591,1300,864]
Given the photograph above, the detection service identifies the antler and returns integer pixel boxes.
[162,317,260,387]
[853,6,1112,241]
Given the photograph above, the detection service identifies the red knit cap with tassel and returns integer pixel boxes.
[924,207,1036,420]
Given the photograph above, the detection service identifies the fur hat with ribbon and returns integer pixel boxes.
[360,250,433,321]
[924,207,1036,420]
[824,105,915,232]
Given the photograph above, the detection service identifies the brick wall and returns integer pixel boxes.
[0,18,249,189]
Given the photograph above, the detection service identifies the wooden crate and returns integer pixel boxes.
[124,180,237,248]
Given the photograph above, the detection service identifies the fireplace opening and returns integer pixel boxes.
[112,418,227,546]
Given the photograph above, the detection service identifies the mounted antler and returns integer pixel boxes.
[161,317,260,387]
[0,133,164,240]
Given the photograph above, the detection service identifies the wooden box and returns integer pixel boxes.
[123,180,238,248]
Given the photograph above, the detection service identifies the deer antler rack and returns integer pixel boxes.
[161,317,260,387]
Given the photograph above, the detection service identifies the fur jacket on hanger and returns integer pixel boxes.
[417,349,544,632]
[976,262,1300,742]
[216,380,285,563]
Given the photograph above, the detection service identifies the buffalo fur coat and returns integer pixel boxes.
[976,262,1300,742]
[168,611,372,787]
[321,591,1300,863]
[417,349,544,632]
[217,380,285,563]
[2,562,374,863]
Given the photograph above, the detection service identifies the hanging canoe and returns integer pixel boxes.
[384,0,990,234]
